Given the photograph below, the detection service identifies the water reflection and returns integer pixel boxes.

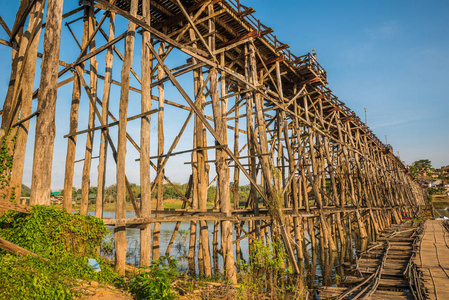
[89,211,370,288]
[94,211,249,272]
[437,209,449,218]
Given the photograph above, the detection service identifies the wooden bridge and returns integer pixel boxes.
[0,0,427,281]
[318,221,422,299]
[414,219,449,299]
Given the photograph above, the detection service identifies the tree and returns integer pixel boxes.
[413,159,432,170]
[21,184,31,197]
[59,187,77,197]
[104,184,117,203]
[89,186,98,195]
[409,159,432,179]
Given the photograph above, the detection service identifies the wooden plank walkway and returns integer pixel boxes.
[414,219,449,299]
[317,221,420,299]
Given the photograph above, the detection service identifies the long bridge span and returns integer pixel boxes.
[0,0,427,281]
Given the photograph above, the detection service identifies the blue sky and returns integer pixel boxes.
[0,1,448,189]
[246,0,449,168]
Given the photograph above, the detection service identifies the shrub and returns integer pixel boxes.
[0,205,120,299]
[0,205,107,258]
[129,255,179,300]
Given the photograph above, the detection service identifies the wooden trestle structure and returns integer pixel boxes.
[0,0,427,281]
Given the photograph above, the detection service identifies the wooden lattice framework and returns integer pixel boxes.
[0,0,427,280]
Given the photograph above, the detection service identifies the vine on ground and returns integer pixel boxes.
[0,205,121,299]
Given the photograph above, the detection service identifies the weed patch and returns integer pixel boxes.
[129,255,179,300]
[0,205,121,299]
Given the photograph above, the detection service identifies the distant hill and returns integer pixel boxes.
[21,184,31,197]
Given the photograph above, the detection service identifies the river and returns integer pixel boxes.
[83,210,362,287]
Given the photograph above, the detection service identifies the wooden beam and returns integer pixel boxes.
[217,30,258,49]
[0,199,30,213]
[0,237,48,262]
[174,0,217,62]
[257,55,285,68]
[145,40,269,205]
[64,109,158,138]
[0,16,11,37]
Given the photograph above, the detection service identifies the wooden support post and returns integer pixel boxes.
[95,12,115,219]
[279,72,303,260]
[188,168,198,274]
[165,175,193,258]
[63,71,81,212]
[308,217,316,252]
[153,42,165,262]
[244,44,258,239]
[210,66,236,283]
[275,62,286,205]
[115,0,138,276]
[188,27,199,270]
[9,0,43,202]
[232,93,242,272]
[30,0,64,205]
[0,4,22,145]
[63,10,90,212]
[249,43,300,273]
[80,5,97,215]
[190,20,211,276]
[202,16,213,276]
[139,0,151,267]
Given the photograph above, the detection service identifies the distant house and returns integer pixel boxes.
[442,166,449,176]
[50,191,63,205]
[426,180,442,188]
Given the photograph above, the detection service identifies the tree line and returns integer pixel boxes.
[47,183,254,205]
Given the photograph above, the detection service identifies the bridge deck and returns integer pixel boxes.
[415,220,449,299]
[317,222,419,299]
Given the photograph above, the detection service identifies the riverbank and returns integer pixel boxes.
[430,194,449,209]
[54,198,193,212]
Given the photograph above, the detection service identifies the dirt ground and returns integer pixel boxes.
[74,279,235,300]
[75,281,132,300]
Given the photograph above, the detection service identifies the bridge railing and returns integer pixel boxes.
[295,53,327,82]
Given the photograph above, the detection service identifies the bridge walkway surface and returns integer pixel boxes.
[317,221,420,299]
[415,219,449,299]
